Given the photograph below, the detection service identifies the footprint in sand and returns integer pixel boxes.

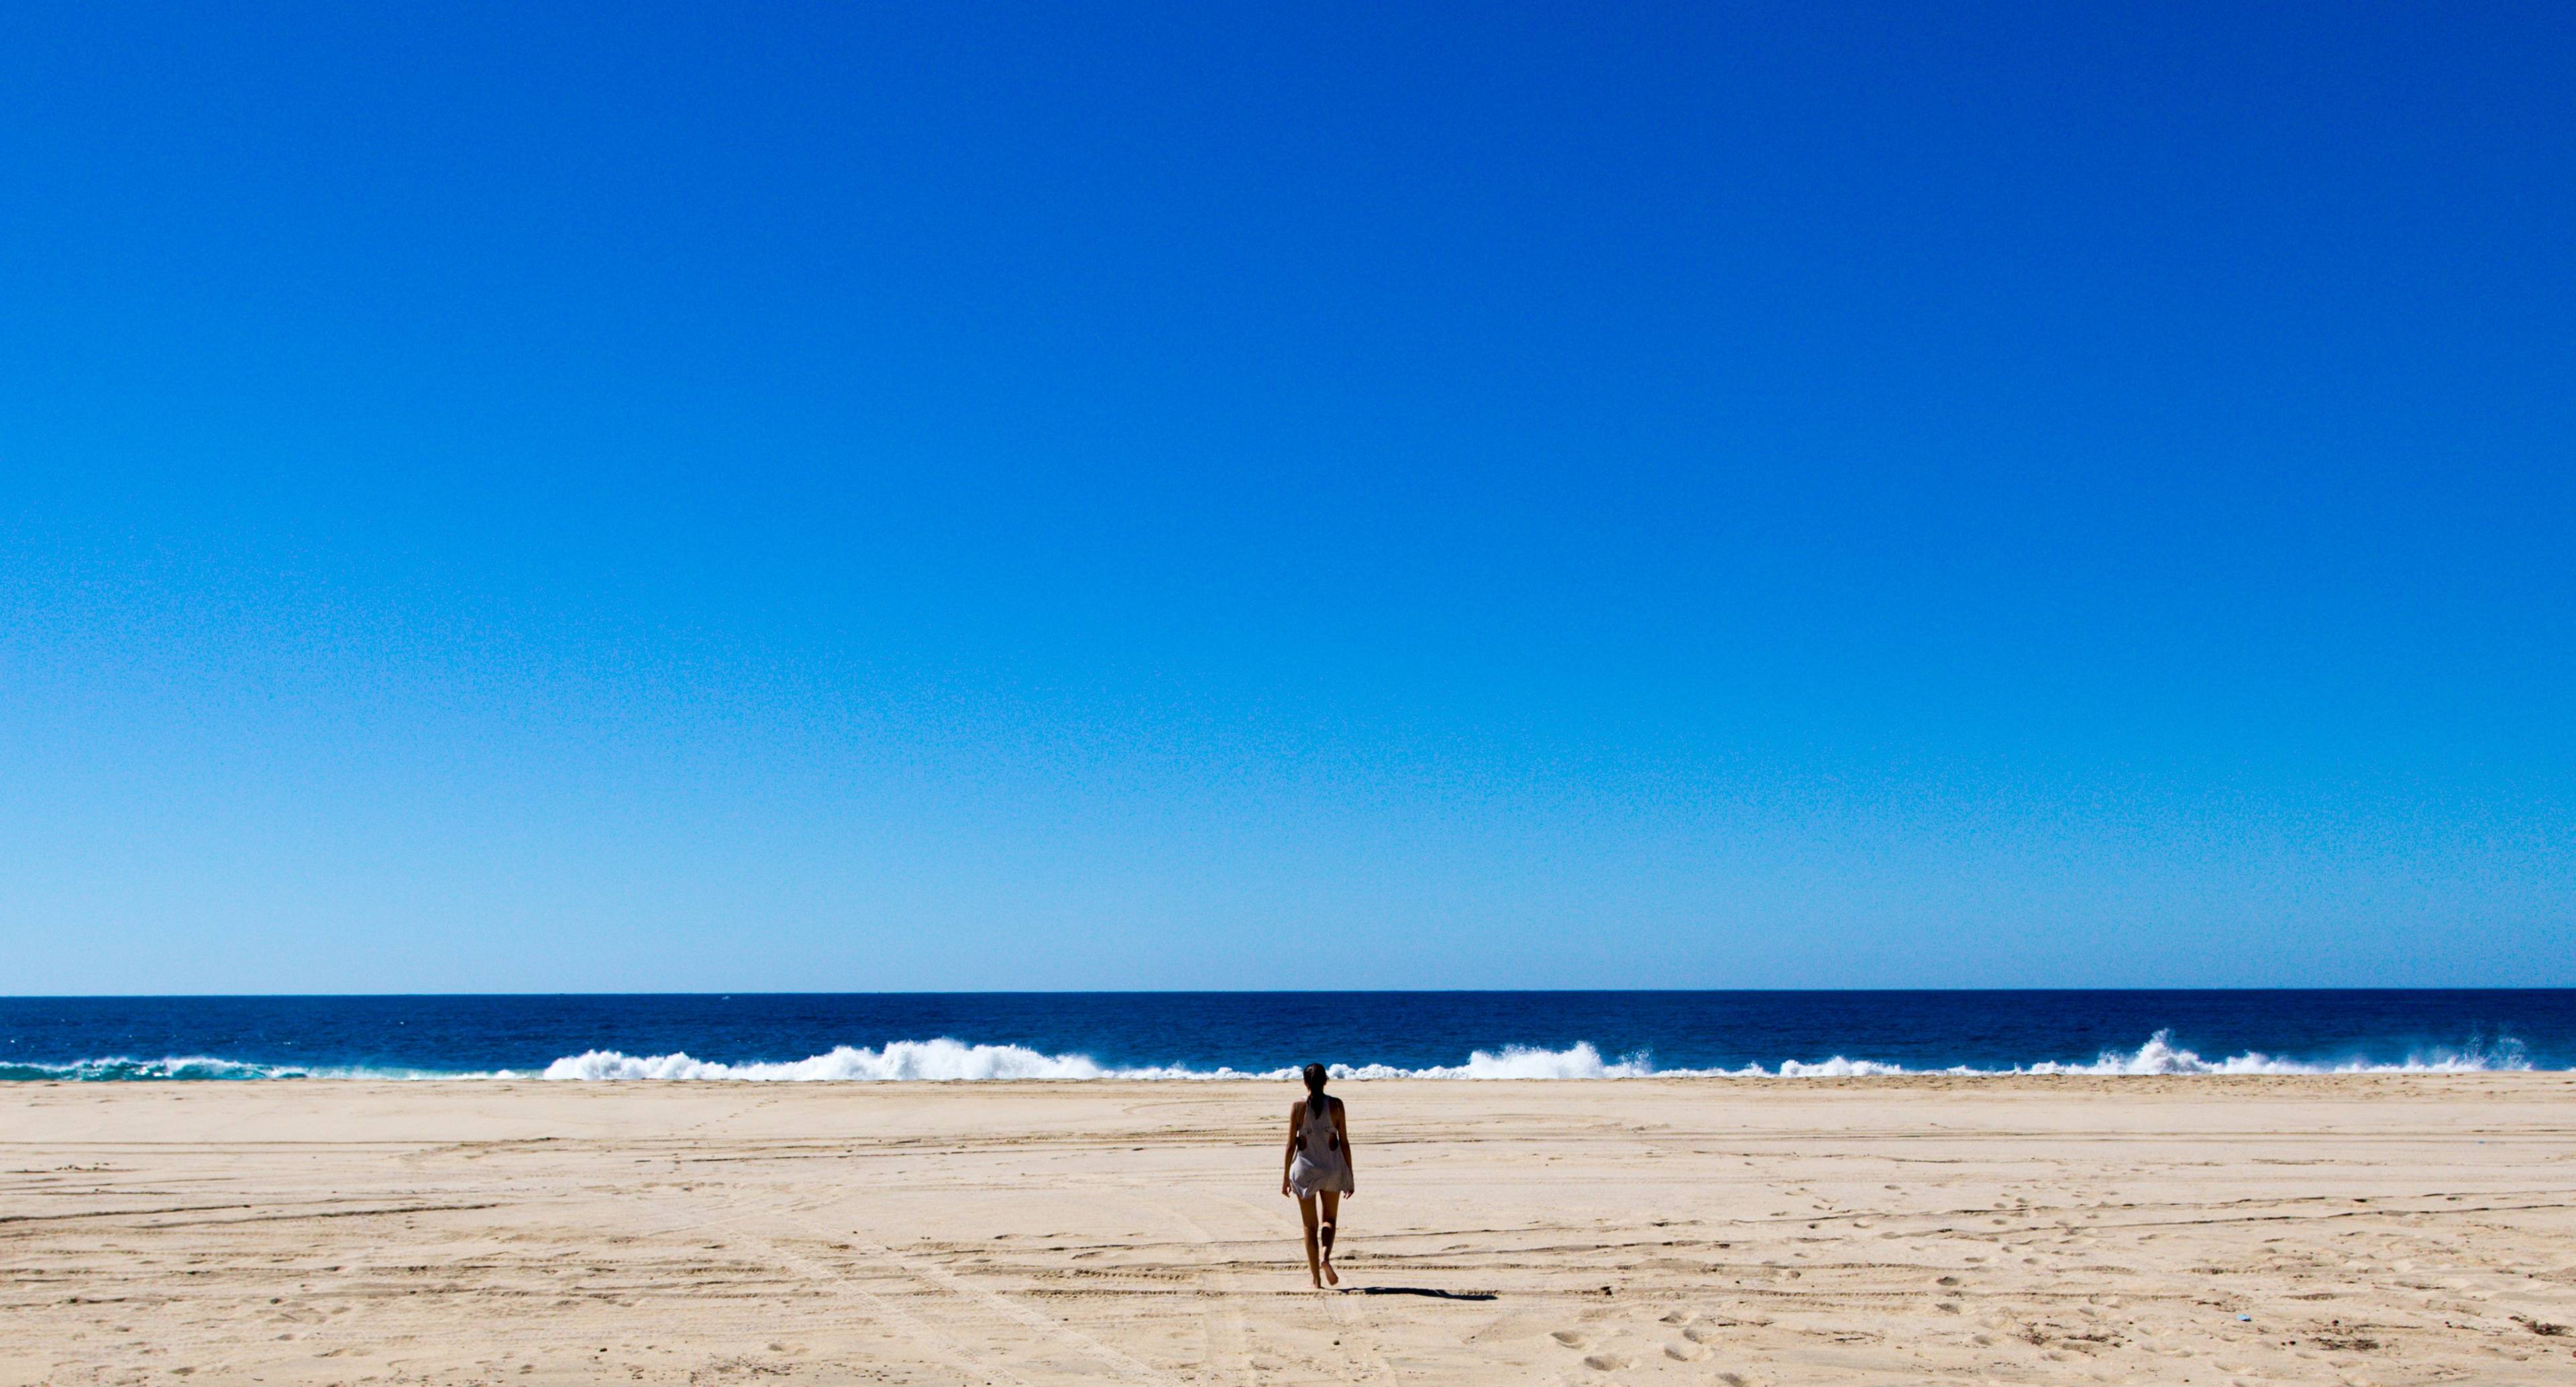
[1552,1330,1593,1349]
[1682,1325,1723,1345]
[1582,1352,1635,1370]
[1664,1341,1709,1361]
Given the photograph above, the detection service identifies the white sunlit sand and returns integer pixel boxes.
[7,1074,2574,1386]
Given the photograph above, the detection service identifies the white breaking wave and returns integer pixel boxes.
[1774,1056,1916,1076]
[539,1039,1678,1083]
[2018,1029,2530,1075]
[543,1038,1132,1082]
[0,1055,310,1081]
[2,1032,2541,1084]
[534,1031,2537,1082]
[515,1040,1883,1083]
[0,1055,480,1082]
[1338,1042,1664,1080]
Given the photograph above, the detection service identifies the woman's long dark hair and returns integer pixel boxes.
[1301,1062,1328,1118]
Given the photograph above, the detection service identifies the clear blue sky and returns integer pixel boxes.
[3,4,2569,993]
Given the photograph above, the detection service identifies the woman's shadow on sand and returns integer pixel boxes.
[1354,1285,1498,1301]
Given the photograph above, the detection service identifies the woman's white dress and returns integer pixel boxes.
[1287,1098,1352,1197]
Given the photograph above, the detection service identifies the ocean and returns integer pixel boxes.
[1,990,2567,1081]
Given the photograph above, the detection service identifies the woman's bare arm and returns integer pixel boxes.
[1332,1099,1354,1191]
[1281,1103,1301,1195]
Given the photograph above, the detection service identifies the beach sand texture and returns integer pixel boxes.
[5,1075,2573,1385]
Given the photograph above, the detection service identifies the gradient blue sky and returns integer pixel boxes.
[4,4,2570,993]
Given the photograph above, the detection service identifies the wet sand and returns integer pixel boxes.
[5,1074,2573,1384]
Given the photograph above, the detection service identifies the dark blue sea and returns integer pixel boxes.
[1,991,2568,1081]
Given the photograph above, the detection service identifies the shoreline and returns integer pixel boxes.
[7,1068,2573,1089]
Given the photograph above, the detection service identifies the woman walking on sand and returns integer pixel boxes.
[1281,1062,1354,1288]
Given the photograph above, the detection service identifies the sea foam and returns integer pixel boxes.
[531,1030,2534,1082]
[541,1038,1125,1082]
[2018,1028,2529,1075]
[1,1031,2539,1083]
[535,1039,1672,1083]
[0,1056,474,1082]
[0,1056,306,1082]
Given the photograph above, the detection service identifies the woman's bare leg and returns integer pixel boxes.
[1317,1190,1340,1286]
[1297,1193,1322,1287]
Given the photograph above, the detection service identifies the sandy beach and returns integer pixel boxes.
[5,1075,2572,1385]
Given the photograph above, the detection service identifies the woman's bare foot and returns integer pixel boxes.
[1323,1262,1340,1286]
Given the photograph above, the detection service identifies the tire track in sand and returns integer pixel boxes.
[780,1205,1195,1387]
[1106,1176,1256,1387]
[1210,1188,1398,1382]
[677,1180,1053,1385]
